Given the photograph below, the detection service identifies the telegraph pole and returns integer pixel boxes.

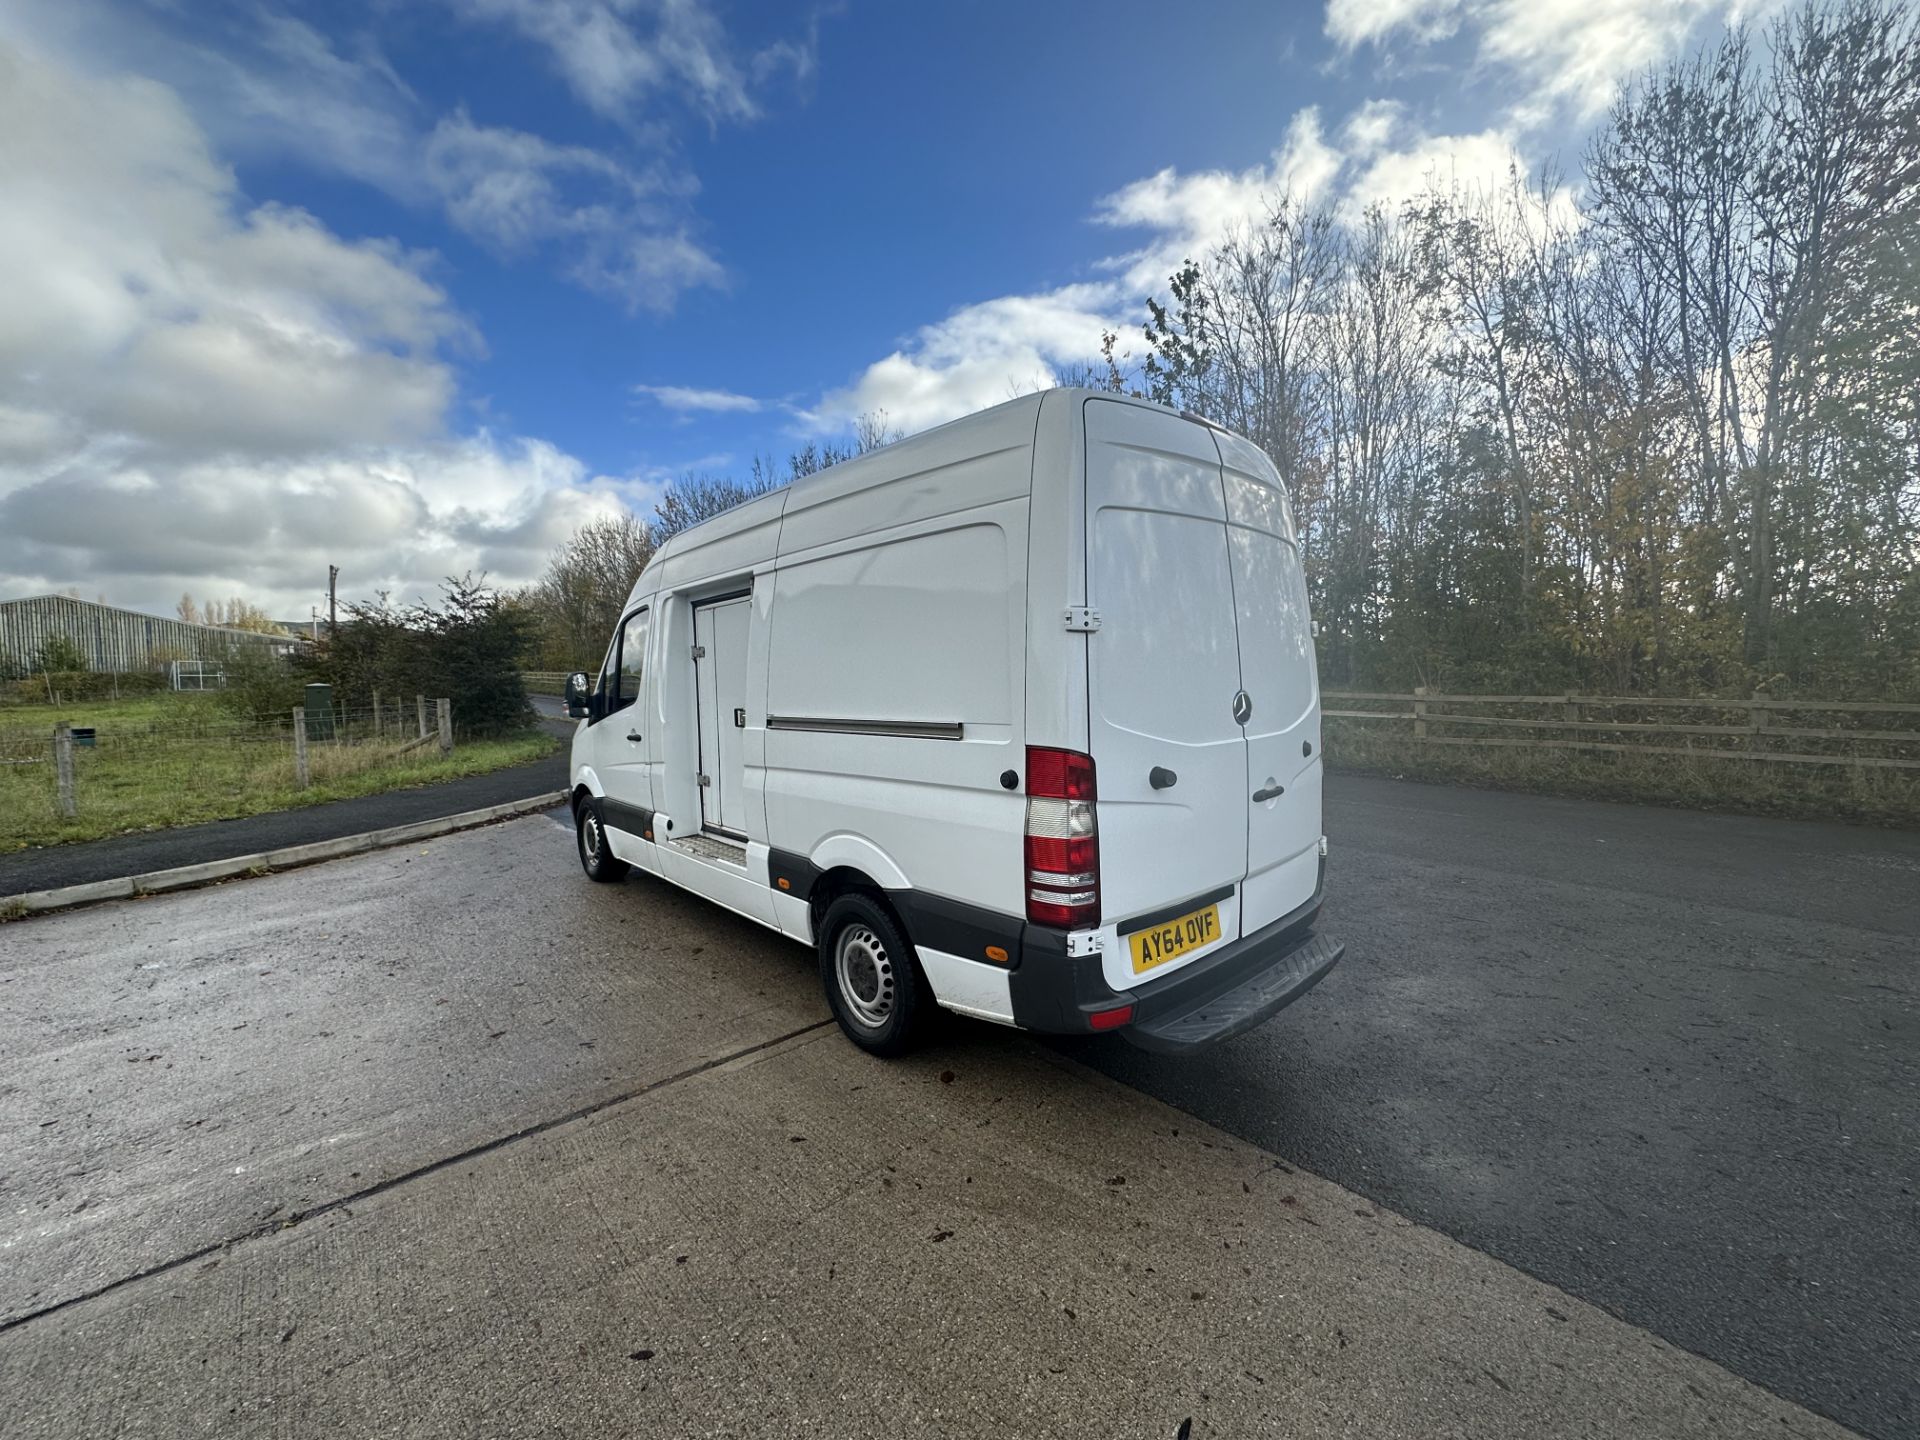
[327,565,339,637]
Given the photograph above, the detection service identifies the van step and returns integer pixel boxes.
[670,832,748,867]
[1127,932,1343,1053]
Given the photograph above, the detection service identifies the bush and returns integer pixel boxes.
[214,644,305,720]
[294,574,534,738]
[33,636,89,673]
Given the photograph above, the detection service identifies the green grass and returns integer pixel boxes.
[0,691,234,727]
[1326,718,1920,828]
[1,693,558,852]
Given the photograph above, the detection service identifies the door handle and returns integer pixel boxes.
[1149,766,1178,790]
[626,730,643,743]
[1252,782,1285,803]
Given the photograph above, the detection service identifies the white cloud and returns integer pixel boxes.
[0,44,463,464]
[1326,0,1463,49]
[1346,126,1526,217]
[1341,99,1404,156]
[1096,109,1344,291]
[445,0,817,126]
[1331,0,1732,119]
[423,111,721,312]
[0,0,734,314]
[1478,0,1722,117]
[2,436,651,619]
[0,34,650,616]
[807,284,1123,435]
[634,385,764,413]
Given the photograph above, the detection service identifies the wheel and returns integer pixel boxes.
[575,795,630,883]
[817,892,927,1056]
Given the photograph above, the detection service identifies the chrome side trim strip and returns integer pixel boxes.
[766,715,965,741]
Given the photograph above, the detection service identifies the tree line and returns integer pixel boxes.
[1102,0,1919,700]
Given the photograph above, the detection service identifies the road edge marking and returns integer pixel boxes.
[0,789,571,921]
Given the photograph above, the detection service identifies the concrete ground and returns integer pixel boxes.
[0,808,1863,1438]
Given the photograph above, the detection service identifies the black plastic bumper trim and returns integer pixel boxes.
[600,798,654,841]
[889,889,1026,968]
[767,848,821,903]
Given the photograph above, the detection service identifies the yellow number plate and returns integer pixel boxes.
[1128,903,1222,975]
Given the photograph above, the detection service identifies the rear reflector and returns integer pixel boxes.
[1025,746,1099,927]
[1088,1004,1133,1031]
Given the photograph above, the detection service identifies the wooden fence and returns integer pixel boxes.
[1321,691,1920,771]
[522,670,573,696]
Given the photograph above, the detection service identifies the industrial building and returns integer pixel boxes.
[0,594,303,675]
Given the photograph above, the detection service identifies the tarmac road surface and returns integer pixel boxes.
[1074,775,1920,1440]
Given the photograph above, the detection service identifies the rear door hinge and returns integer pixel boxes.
[1063,606,1101,633]
[1066,930,1105,957]
[698,773,711,787]
[691,644,706,659]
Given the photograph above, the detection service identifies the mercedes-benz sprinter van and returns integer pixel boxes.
[564,389,1343,1055]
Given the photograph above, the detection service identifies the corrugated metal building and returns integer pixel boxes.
[0,594,302,673]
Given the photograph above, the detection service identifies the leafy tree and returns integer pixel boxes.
[1117,0,1919,701]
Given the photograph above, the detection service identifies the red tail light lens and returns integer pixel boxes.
[1025,746,1099,927]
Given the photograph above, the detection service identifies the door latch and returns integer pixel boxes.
[1063,606,1101,633]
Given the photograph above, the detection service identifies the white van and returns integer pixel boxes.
[564,388,1342,1055]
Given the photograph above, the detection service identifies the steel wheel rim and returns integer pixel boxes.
[834,923,894,1030]
[582,811,602,866]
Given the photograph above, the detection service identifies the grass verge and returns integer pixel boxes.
[1,697,559,852]
[1326,718,1920,828]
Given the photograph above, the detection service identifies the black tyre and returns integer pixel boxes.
[817,892,926,1056]
[575,795,630,883]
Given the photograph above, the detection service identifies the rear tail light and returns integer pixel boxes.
[1025,746,1098,927]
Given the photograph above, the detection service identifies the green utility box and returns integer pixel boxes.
[304,683,335,741]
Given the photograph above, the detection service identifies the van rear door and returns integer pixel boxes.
[1082,399,1248,974]
[1216,430,1323,934]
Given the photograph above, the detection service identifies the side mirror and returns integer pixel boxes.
[563,671,593,720]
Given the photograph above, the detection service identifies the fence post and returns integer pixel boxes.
[53,722,76,818]
[293,708,310,788]
[436,698,452,755]
[1413,686,1428,740]
[1564,693,1580,729]
[372,689,381,741]
[416,694,428,741]
[1750,691,1768,754]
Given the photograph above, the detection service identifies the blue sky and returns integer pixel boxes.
[0,0,1767,617]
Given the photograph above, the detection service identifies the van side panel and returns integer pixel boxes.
[764,435,1032,924]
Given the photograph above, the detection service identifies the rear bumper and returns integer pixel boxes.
[1007,866,1341,1049]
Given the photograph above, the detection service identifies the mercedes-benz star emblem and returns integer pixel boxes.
[1232,690,1253,724]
